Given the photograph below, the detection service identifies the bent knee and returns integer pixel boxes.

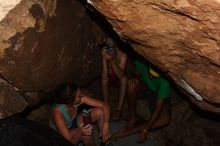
[81,135,94,145]
[120,76,127,82]
[91,108,103,121]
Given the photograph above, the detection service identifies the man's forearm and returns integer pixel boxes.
[110,60,125,79]
[144,106,161,131]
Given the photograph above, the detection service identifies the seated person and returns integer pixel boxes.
[113,59,171,143]
[101,37,127,120]
[49,83,110,146]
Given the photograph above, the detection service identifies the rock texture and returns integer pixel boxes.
[0,0,104,92]
[133,96,220,146]
[88,0,220,113]
[0,78,27,118]
[145,95,220,146]
[0,0,105,118]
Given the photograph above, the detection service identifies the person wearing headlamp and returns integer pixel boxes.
[101,37,127,121]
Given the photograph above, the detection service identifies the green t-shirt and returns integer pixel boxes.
[134,60,171,99]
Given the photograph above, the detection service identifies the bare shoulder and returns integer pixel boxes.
[52,108,68,127]
[118,50,127,59]
[52,107,63,117]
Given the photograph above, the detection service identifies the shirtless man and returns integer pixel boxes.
[101,38,127,120]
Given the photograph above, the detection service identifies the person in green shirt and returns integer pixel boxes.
[113,59,171,143]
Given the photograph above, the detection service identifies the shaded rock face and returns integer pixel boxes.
[88,0,220,113]
[156,96,220,146]
[0,0,106,118]
[0,79,27,118]
[0,0,104,92]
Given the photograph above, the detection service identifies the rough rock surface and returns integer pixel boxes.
[88,0,220,113]
[0,0,104,92]
[0,78,27,118]
[163,96,220,146]
[26,104,52,125]
[0,0,106,118]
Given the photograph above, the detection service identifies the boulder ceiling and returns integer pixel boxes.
[88,0,220,113]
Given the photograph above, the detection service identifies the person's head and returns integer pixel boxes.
[104,37,119,55]
[57,83,82,105]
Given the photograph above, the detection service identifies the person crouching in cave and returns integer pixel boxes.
[49,83,110,146]
[101,37,127,121]
[112,59,171,143]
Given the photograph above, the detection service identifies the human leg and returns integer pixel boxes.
[126,78,140,126]
[102,74,109,103]
[81,135,96,146]
[111,76,127,120]
[112,78,139,139]
[147,100,171,130]
[112,101,171,141]
[76,112,96,146]
[91,107,110,143]
[91,107,104,129]
[112,80,152,140]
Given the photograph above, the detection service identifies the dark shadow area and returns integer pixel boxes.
[79,0,130,50]
[173,85,220,122]
[0,116,74,146]
[190,102,220,122]
[18,0,220,126]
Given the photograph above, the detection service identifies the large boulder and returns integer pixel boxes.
[0,78,27,118]
[0,0,104,92]
[0,0,105,118]
[88,0,220,113]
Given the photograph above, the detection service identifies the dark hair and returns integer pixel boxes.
[105,37,116,48]
[55,83,78,104]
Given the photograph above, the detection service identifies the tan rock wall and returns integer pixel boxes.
[89,0,220,113]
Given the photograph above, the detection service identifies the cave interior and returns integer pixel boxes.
[0,0,220,146]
